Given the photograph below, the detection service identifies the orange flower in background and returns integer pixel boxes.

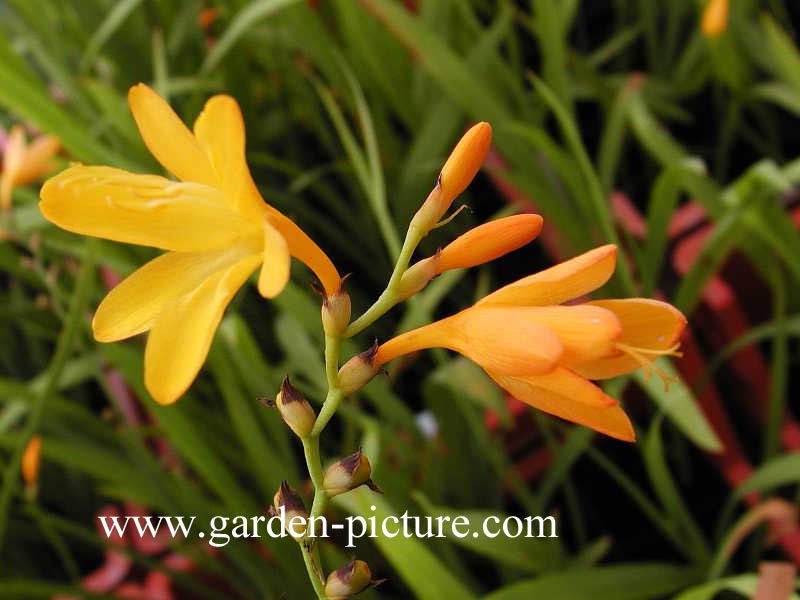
[374,245,687,441]
[1,125,60,211]
[40,84,340,405]
[22,435,42,489]
[701,0,729,37]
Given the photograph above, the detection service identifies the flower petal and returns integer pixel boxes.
[93,247,254,342]
[193,95,267,220]
[15,135,60,184]
[477,245,617,307]
[491,372,635,441]
[128,83,216,186]
[258,221,290,298]
[0,126,25,209]
[571,299,687,380]
[40,166,253,251]
[144,254,260,405]
[519,305,622,363]
[270,211,341,296]
[427,307,563,376]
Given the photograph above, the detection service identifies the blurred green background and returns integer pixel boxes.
[1,0,800,598]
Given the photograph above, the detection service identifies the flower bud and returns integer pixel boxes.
[397,255,439,300]
[701,0,728,38]
[22,435,42,490]
[409,122,492,234]
[274,377,316,438]
[272,481,308,541]
[324,559,372,599]
[322,449,379,497]
[322,287,352,336]
[337,342,380,395]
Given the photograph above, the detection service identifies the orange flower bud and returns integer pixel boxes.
[437,214,543,272]
[701,0,728,38]
[322,449,378,497]
[22,435,42,489]
[396,256,439,300]
[409,122,492,234]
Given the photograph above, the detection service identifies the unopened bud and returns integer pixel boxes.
[324,559,372,599]
[409,122,492,234]
[322,449,379,497]
[701,0,728,38]
[274,377,316,438]
[337,342,380,395]
[397,255,439,300]
[272,481,308,540]
[322,285,352,336]
[22,435,42,491]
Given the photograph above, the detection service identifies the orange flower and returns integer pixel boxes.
[374,245,686,441]
[40,84,340,404]
[1,126,60,211]
[701,0,729,38]
[22,435,42,489]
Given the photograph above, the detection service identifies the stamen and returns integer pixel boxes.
[615,342,683,391]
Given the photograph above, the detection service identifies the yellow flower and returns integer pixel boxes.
[40,84,340,405]
[1,125,60,211]
[701,0,729,38]
[374,245,686,441]
[22,435,42,489]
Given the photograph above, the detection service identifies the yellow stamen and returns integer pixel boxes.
[615,342,683,391]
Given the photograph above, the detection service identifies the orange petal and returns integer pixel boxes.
[15,135,60,184]
[376,307,563,376]
[1,126,26,210]
[491,372,635,442]
[269,210,341,297]
[701,0,728,37]
[192,95,267,220]
[257,221,291,298]
[520,305,622,362]
[144,254,260,404]
[477,245,617,307]
[128,83,216,186]
[437,214,543,272]
[40,166,252,252]
[572,299,687,380]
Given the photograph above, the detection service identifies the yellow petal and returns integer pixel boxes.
[520,305,622,363]
[701,0,728,37]
[93,247,255,342]
[193,95,267,220]
[40,166,253,251]
[572,299,687,380]
[1,126,25,210]
[491,372,635,442]
[144,254,260,405]
[258,221,290,298]
[437,214,543,272]
[477,245,617,307]
[270,211,341,297]
[128,83,216,186]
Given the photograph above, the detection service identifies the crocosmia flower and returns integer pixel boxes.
[40,84,340,405]
[1,125,60,211]
[374,244,686,441]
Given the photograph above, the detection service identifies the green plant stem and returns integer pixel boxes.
[0,239,97,563]
[345,225,424,337]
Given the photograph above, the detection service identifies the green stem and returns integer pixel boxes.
[0,239,97,563]
[345,226,423,337]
